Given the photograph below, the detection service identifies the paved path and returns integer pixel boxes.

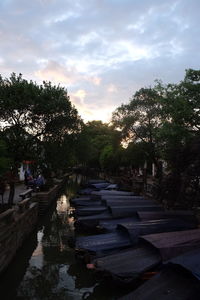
[2,183,30,204]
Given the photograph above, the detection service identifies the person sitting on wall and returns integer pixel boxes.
[26,174,36,188]
[35,174,45,188]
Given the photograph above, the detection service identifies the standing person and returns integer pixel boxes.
[0,177,6,204]
[24,170,29,187]
[5,168,16,205]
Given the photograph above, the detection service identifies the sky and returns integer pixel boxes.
[0,0,199,122]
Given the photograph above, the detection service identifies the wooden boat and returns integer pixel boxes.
[87,179,109,184]
[137,210,197,223]
[75,206,108,216]
[109,204,163,218]
[89,182,111,189]
[74,213,139,233]
[92,229,200,287]
[101,195,145,201]
[74,209,196,233]
[91,190,135,196]
[103,184,118,190]
[72,198,151,208]
[72,197,150,208]
[75,219,197,260]
[119,247,200,299]
[79,188,96,195]
[98,210,197,232]
[75,204,163,217]
[72,201,103,207]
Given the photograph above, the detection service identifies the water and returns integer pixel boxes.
[0,175,128,300]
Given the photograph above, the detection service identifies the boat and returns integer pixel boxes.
[119,247,200,299]
[75,219,197,260]
[98,210,197,232]
[91,229,200,287]
[75,204,163,217]
[101,195,145,201]
[91,190,135,196]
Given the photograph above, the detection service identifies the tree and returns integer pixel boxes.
[112,87,163,173]
[0,139,11,176]
[76,121,121,170]
[99,144,122,172]
[0,73,83,173]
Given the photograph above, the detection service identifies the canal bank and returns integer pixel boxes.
[0,174,129,300]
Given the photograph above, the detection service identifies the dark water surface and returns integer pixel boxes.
[0,175,129,300]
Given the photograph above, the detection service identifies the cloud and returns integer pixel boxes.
[35,61,79,85]
[0,0,199,122]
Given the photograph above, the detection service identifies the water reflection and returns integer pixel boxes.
[17,175,97,300]
[0,230,38,300]
[0,175,128,300]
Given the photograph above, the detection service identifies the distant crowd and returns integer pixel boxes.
[24,170,45,191]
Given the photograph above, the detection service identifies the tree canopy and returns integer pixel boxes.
[0,73,83,171]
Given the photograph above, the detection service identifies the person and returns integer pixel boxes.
[35,174,45,188]
[0,178,6,204]
[5,168,16,204]
[24,170,29,186]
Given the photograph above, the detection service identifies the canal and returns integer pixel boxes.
[0,175,128,300]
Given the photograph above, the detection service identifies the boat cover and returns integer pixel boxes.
[87,179,108,184]
[168,247,200,280]
[93,245,161,278]
[79,188,95,195]
[76,204,163,217]
[119,266,200,300]
[101,195,145,201]
[118,219,197,243]
[104,184,118,190]
[76,212,112,221]
[138,210,197,222]
[90,182,110,189]
[91,190,135,196]
[110,205,163,217]
[99,217,140,232]
[76,231,131,254]
[99,211,197,232]
[103,200,154,206]
[141,228,200,260]
[76,206,108,216]
[76,219,196,255]
[75,209,193,232]
[73,201,103,207]
[71,196,92,201]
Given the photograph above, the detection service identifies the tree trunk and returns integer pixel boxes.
[8,182,15,204]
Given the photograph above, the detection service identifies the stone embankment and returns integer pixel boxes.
[34,177,67,215]
[0,174,69,275]
[0,198,38,274]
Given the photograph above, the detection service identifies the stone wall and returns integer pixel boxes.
[0,174,69,275]
[34,175,68,215]
[0,198,38,274]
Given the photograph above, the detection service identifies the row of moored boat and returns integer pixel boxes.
[67,179,200,299]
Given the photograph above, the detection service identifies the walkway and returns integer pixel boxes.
[2,183,32,204]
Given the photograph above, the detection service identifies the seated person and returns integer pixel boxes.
[35,174,45,189]
[27,175,35,187]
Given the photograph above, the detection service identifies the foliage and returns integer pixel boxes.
[0,73,83,172]
[112,87,163,167]
[112,69,200,207]
[76,121,121,169]
[99,145,122,172]
[0,139,11,176]
[121,142,149,168]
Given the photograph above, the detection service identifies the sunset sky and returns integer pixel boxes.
[0,0,199,122]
